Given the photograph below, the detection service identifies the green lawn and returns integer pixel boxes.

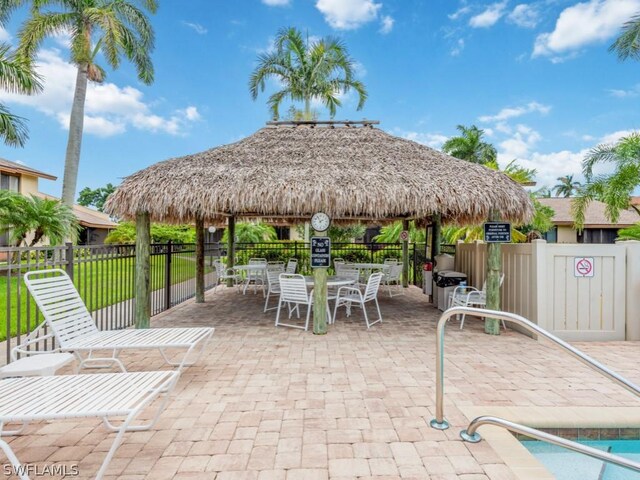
[0,256,211,341]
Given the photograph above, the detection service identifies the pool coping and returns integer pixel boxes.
[459,406,640,480]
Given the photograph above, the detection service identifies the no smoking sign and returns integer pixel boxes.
[574,257,594,278]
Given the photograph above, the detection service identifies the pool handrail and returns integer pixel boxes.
[460,415,640,474]
[430,307,640,430]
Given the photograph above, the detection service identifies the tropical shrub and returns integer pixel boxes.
[105,222,196,244]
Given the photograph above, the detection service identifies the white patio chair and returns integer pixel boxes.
[334,258,345,274]
[264,269,282,313]
[0,370,179,480]
[275,274,313,331]
[267,261,285,272]
[448,274,506,330]
[384,258,399,265]
[286,258,298,273]
[23,270,214,372]
[333,272,384,328]
[213,260,242,293]
[382,263,404,297]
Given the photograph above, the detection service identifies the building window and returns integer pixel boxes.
[0,173,19,192]
[582,228,618,244]
[544,226,558,243]
[274,226,290,240]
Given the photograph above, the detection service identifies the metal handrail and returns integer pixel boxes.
[430,307,640,430]
[460,415,640,474]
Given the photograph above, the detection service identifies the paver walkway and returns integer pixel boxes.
[3,286,640,479]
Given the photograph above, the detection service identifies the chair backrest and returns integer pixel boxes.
[267,261,285,272]
[363,272,384,302]
[384,258,399,265]
[24,269,99,347]
[266,270,281,290]
[278,274,310,303]
[249,258,267,264]
[339,268,360,283]
[286,258,298,273]
[213,260,225,273]
[480,273,505,292]
[333,258,345,267]
[388,264,402,281]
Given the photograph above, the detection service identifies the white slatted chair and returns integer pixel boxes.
[384,258,399,265]
[275,274,312,331]
[213,260,242,293]
[264,270,282,313]
[0,370,179,480]
[286,258,298,273]
[23,270,214,372]
[267,261,285,273]
[382,263,404,297]
[448,274,506,330]
[333,272,384,328]
[333,258,345,274]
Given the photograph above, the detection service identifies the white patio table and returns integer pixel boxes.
[233,264,267,295]
[303,275,356,287]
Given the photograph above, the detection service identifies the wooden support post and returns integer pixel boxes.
[226,216,235,287]
[485,208,502,335]
[431,213,442,260]
[402,219,409,288]
[195,215,205,303]
[135,211,151,329]
[313,230,328,335]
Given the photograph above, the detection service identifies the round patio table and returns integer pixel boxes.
[303,275,356,287]
[233,264,267,295]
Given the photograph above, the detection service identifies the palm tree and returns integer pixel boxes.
[553,175,581,197]
[0,191,78,246]
[0,42,41,146]
[610,13,640,61]
[1,0,157,208]
[617,223,640,241]
[573,133,640,229]
[222,222,277,243]
[249,27,367,120]
[442,125,497,165]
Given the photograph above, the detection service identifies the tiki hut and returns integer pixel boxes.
[105,120,533,331]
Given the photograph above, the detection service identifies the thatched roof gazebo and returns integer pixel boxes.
[106,120,533,333]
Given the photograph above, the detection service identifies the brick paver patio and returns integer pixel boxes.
[4,286,640,479]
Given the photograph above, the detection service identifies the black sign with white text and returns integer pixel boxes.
[484,222,511,243]
[311,237,331,268]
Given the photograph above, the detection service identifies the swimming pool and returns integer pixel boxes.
[522,439,640,479]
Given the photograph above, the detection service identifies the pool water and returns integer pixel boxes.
[522,440,640,479]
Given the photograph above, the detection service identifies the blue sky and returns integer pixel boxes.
[0,0,639,197]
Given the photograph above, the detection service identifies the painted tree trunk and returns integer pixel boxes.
[313,230,328,335]
[135,212,151,329]
[195,215,205,303]
[226,216,235,287]
[402,219,409,288]
[61,64,88,209]
[485,208,502,335]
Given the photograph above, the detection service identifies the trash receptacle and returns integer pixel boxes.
[422,262,433,295]
[434,270,467,311]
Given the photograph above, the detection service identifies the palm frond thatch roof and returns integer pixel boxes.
[105,123,533,224]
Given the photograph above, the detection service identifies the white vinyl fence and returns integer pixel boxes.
[455,240,640,341]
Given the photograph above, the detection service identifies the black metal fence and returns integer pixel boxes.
[0,240,454,364]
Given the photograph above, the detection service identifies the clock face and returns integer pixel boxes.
[311,212,331,232]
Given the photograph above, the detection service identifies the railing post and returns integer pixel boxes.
[413,244,418,286]
[65,242,74,281]
[164,241,172,310]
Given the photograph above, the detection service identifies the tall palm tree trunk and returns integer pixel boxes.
[61,64,88,208]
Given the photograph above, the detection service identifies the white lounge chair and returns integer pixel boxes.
[448,274,506,330]
[0,370,178,480]
[23,270,214,372]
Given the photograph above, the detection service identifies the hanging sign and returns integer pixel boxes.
[311,237,331,268]
[484,222,511,243]
[574,257,594,278]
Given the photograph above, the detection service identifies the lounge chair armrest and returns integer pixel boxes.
[11,332,59,361]
[337,286,362,298]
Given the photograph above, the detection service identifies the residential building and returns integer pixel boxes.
[538,197,638,244]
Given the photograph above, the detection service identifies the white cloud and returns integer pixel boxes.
[507,4,539,28]
[0,49,200,137]
[401,131,449,149]
[0,27,12,42]
[516,149,587,186]
[316,0,382,30]
[450,38,465,56]
[262,0,290,5]
[607,84,640,98]
[379,15,394,34]
[479,102,551,123]
[533,0,640,58]
[498,124,542,159]
[449,5,472,20]
[600,129,634,144]
[469,1,508,28]
[182,22,207,35]
[353,61,367,78]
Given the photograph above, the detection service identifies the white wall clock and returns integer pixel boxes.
[311,212,331,232]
